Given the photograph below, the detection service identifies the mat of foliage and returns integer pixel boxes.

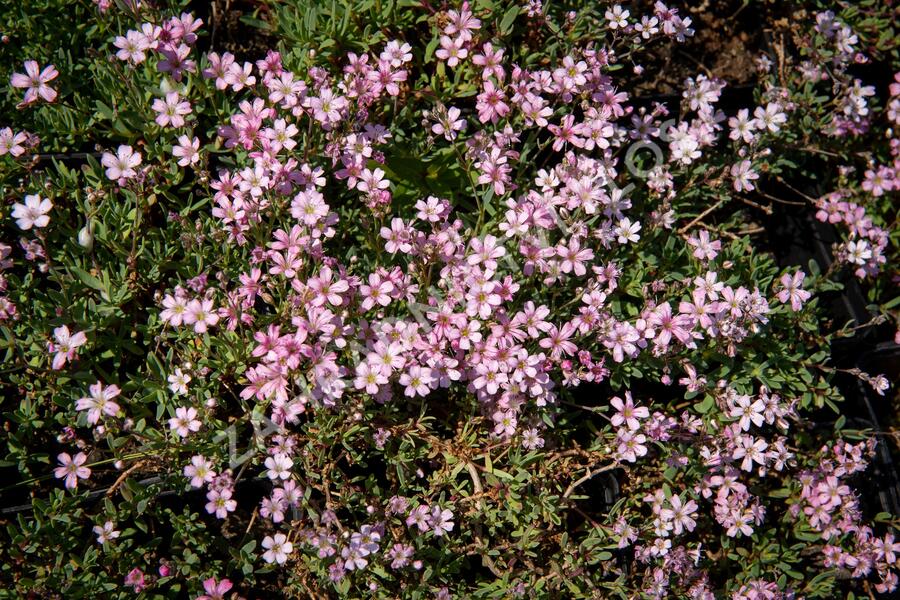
[1,1,899,598]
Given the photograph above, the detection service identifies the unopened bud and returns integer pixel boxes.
[78,224,94,250]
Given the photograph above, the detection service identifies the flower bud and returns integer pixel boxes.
[78,224,94,250]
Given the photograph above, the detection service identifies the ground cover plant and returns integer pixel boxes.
[1,0,899,598]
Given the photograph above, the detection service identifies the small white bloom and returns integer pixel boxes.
[93,520,121,544]
[11,194,52,230]
[167,368,192,395]
[262,533,293,564]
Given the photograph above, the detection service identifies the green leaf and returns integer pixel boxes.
[695,395,715,414]
[499,6,519,35]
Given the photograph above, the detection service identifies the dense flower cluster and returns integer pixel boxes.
[1,1,898,598]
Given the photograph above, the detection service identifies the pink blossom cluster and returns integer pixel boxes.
[815,190,890,278]
[9,1,895,597]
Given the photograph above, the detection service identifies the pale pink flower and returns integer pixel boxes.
[616,430,648,462]
[660,495,698,535]
[435,35,468,67]
[198,577,233,600]
[0,127,29,157]
[184,455,216,488]
[76,381,122,425]
[265,453,293,480]
[152,92,192,128]
[169,406,202,438]
[113,30,151,63]
[731,160,759,192]
[172,135,201,166]
[10,61,59,105]
[775,271,812,311]
[729,394,766,431]
[205,487,236,518]
[54,452,91,489]
[168,368,192,395]
[93,520,120,544]
[610,393,649,431]
[160,293,190,326]
[48,325,87,370]
[261,533,293,564]
[184,298,219,333]
[101,145,142,181]
[399,365,434,397]
[11,194,52,230]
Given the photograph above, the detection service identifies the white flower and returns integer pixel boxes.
[614,217,641,244]
[11,194,52,230]
[265,453,293,480]
[605,5,630,29]
[167,368,192,395]
[93,520,121,544]
[261,533,293,564]
[870,375,890,396]
[845,240,872,265]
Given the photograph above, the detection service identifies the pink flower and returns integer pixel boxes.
[775,271,811,311]
[265,453,293,480]
[261,533,293,564]
[205,487,236,518]
[472,42,504,80]
[616,429,648,462]
[11,194,52,230]
[172,135,201,166]
[75,381,122,425]
[359,273,394,311]
[152,92,192,128]
[197,577,233,600]
[114,30,151,63]
[430,506,454,536]
[10,61,59,106]
[169,406,202,438]
[380,218,412,254]
[732,434,768,471]
[308,88,348,126]
[124,568,146,592]
[93,520,120,544]
[356,167,390,193]
[354,361,389,393]
[400,365,435,397]
[467,235,506,269]
[48,325,87,370]
[101,145,142,181]
[729,394,765,431]
[291,188,329,225]
[184,455,216,488]
[476,80,509,123]
[0,127,30,157]
[406,505,431,531]
[610,392,649,431]
[435,35,468,68]
[539,323,577,358]
[660,495,698,535]
[431,106,467,141]
[183,298,219,333]
[687,230,721,261]
[730,160,759,192]
[160,293,189,326]
[54,452,91,489]
[556,236,594,276]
